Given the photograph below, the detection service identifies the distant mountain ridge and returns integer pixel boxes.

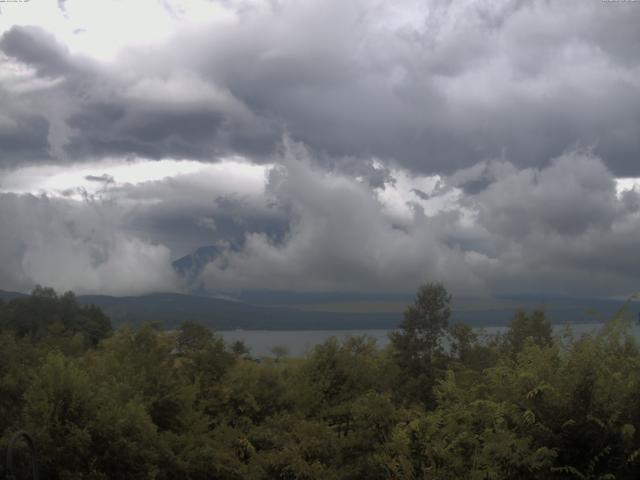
[2,288,637,331]
[0,290,28,301]
[73,292,402,330]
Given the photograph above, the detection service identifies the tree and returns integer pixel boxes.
[21,352,162,479]
[0,287,111,348]
[390,282,451,407]
[448,323,477,362]
[176,320,213,353]
[505,309,552,354]
[231,339,251,358]
[270,345,289,362]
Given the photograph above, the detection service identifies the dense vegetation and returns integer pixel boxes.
[1,284,640,479]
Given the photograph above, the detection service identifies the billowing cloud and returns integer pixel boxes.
[195,144,640,297]
[1,1,639,174]
[0,192,179,295]
[0,142,639,297]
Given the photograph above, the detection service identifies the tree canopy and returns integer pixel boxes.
[2,284,640,479]
[389,282,452,407]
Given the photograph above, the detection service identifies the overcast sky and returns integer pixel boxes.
[0,0,639,298]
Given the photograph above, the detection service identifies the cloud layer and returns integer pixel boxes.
[0,192,178,295]
[1,0,640,173]
[1,142,639,297]
[1,0,639,297]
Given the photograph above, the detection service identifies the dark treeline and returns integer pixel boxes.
[1,284,640,479]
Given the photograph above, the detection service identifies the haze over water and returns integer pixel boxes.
[220,322,640,357]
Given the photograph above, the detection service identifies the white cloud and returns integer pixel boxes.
[0,157,269,199]
[22,232,178,296]
[0,193,180,295]
[616,178,640,197]
[0,0,236,62]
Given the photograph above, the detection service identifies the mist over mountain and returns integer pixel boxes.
[172,245,224,294]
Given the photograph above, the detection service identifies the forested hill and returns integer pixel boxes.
[0,289,399,330]
[0,288,634,330]
[0,289,28,301]
[76,292,401,330]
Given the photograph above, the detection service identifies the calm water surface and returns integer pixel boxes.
[219,323,640,357]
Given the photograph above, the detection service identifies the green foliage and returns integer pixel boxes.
[230,339,251,358]
[390,282,452,407]
[0,286,112,350]
[504,309,553,354]
[270,345,289,362]
[176,320,214,352]
[21,352,162,479]
[2,284,640,480]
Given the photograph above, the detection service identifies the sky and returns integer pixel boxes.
[0,0,639,298]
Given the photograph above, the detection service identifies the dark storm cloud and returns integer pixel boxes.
[2,1,640,174]
[63,98,276,161]
[0,26,71,77]
[0,111,51,163]
[0,25,276,164]
[121,189,290,258]
[0,26,78,167]
[176,0,640,174]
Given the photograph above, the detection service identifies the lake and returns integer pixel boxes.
[219,322,640,357]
